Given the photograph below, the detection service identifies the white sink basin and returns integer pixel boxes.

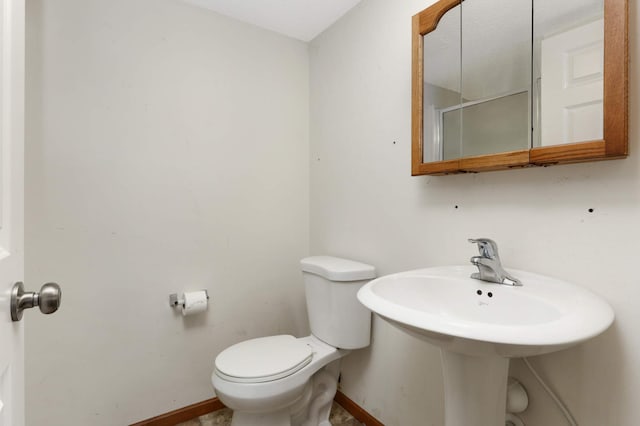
[357,265,614,357]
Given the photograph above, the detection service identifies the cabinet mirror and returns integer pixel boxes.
[412,0,628,175]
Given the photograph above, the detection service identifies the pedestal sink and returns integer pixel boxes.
[357,265,614,425]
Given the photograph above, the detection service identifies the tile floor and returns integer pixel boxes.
[176,402,363,426]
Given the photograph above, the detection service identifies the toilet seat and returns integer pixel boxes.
[215,335,313,384]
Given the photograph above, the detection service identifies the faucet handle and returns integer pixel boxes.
[468,238,500,259]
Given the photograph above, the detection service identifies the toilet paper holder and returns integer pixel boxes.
[169,290,209,308]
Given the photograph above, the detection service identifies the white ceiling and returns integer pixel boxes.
[182,0,363,42]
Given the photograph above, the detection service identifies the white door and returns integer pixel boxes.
[0,0,25,425]
[540,18,604,146]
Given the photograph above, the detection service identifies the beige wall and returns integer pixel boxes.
[25,0,309,424]
[310,0,639,425]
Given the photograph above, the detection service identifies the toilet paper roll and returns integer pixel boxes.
[181,290,208,316]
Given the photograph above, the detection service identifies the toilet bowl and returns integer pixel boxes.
[211,256,376,426]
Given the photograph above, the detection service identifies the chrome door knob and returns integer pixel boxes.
[11,282,62,321]
[38,283,62,314]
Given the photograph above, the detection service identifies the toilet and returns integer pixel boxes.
[211,256,376,426]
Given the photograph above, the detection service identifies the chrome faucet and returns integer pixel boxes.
[468,238,522,286]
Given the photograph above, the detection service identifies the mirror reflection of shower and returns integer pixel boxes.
[421,0,604,163]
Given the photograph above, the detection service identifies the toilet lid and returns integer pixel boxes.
[215,335,313,383]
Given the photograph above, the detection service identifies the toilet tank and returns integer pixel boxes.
[300,256,376,350]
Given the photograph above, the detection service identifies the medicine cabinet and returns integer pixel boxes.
[411,0,628,175]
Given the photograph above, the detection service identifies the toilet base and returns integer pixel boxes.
[300,360,340,426]
[228,360,341,426]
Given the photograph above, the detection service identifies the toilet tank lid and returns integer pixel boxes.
[300,256,376,281]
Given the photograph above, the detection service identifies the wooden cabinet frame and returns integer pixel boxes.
[411,0,628,176]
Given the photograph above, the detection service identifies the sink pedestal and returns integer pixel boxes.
[441,350,509,426]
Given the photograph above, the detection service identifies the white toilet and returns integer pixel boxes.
[211,256,376,426]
